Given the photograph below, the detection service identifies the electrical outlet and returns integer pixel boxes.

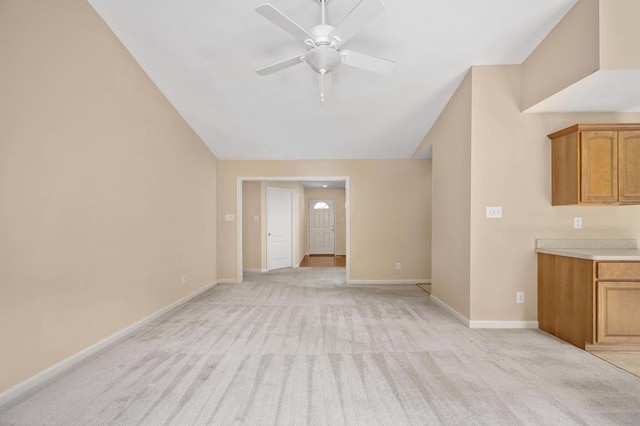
[181,275,188,285]
[573,217,582,229]
[516,291,525,304]
[395,263,401,270]
[486,206,502,219]
[224,214,235,222]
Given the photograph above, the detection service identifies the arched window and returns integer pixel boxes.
[313,201,330,210]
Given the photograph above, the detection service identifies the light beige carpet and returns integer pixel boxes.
[1,267,640,425]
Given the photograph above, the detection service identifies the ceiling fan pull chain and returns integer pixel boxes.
[319,71,326,102]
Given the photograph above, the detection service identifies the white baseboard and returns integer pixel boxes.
[348,279,429,285]
[429,294,470,326]
[242,269,262,273]
[429,295,539,329]
[0,281,217,407]
[469,321,539,329]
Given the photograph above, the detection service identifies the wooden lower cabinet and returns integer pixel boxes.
[597,281,640,344]
[538,254,640,349]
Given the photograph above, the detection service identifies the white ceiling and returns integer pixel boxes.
[88,0,577,159]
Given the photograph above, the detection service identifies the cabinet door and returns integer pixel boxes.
[597,281,640,344]
[580,131,618,203]
[618,130,640,203]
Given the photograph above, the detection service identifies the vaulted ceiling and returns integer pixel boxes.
[88,0,577,159]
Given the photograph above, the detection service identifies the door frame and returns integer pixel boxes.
[236,176,350,284]
[308,199,336,255]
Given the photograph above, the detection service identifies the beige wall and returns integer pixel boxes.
[0,0,217,394]
[419,72,473,319]
[421,63,640,322]
[217,160,431,283]
[242,181,261,270]
[521,0,600,110]
[599,0,640,69]
[471,65,640,321]
[304,188,347,255]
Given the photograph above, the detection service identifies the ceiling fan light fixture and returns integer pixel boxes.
[305,45,341,74]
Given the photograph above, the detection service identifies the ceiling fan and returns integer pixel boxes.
[256,0,395,101]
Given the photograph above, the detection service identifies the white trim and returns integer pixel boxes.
[345,177,350,283]
[469,321,539,329]
[429,295,540,329]
[0,282,217,407]
[236,178,243,284]
[418,279,432,283]
[429,295,470,327]
[242,269,262,273]
[348,279,429,285]
[217,278,239,284]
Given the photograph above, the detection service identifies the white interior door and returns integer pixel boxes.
[267,187,293,270]
[308,199,335,255]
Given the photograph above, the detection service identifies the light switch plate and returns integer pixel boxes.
[224,214,235,221]
[486,206,502,219]
[252,215,260,222]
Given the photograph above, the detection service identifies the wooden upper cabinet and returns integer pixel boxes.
[618,131,640,203]
[548,124,640,205]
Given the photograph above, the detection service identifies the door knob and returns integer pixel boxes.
[268,233,271,236]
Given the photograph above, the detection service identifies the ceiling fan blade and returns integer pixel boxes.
[330,0,385,47]
[256,55,306,76]
[256,4,313,42]
[340,50,395,75]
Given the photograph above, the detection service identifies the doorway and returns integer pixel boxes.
[236,176,350,283]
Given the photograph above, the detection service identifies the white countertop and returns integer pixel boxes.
[535,239,640,260]
[536,247,640,261]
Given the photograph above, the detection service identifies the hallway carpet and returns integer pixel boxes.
[1,268,640,425]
